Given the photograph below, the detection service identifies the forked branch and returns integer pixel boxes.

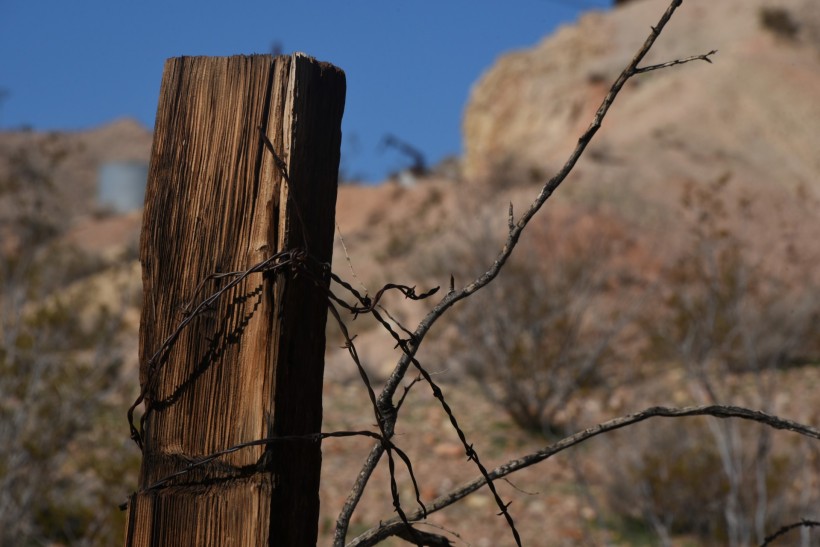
[334,0,718,544]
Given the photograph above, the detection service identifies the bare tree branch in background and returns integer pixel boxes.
[438,207,637,436]
[613,174,820,546]
[0,136,136,545]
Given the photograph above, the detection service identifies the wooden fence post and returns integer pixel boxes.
[125,54,345,546]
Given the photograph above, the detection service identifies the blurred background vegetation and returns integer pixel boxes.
[0,134,140,545]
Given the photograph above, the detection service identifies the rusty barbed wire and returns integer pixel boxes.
[139,430,382,493]
[126,245,445,541]
[318,262,523,541]
[126,249,303,449]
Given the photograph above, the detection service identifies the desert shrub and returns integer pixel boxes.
[759,7,800,41]
[379,223,417,259]
[642,174,820,383]
[0,138,139,545]
[432,206,643,435]
[603,418,817,546]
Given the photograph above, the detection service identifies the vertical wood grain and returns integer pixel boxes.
[126,53,345,546]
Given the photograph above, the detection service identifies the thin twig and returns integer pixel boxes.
[634,49,717,73]
[336,221,369,294]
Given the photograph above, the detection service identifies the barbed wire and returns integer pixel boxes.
[126,248,307,449]
[126,244,443,540]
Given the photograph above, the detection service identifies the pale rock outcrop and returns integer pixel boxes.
[462,0,820,210]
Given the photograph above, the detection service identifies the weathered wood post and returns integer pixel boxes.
[125,54,345,546]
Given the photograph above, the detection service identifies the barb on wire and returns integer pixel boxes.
[328,270,439,318]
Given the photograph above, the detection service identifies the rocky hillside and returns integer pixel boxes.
[0,117,151,221]
[1,0,819,544]
[3,0,819,276]
[463,0,820,205]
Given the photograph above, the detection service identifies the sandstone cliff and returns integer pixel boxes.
[462,0,820,211]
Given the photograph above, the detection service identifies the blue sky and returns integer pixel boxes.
[0,1,612,182]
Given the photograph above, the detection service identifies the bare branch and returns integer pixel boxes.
[334,0,718,543]
[349,405,819,547]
